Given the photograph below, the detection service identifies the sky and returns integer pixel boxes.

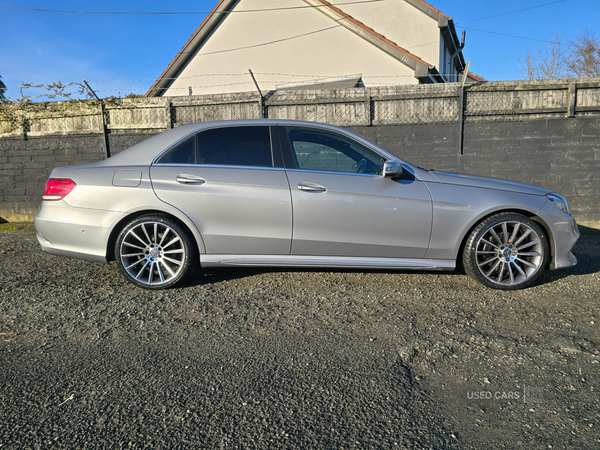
[1,0,598,100]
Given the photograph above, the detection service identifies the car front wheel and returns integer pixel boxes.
[463,213,549,290]
[115,214,194,289]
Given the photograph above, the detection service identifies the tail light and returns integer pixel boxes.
[42,178,76,201]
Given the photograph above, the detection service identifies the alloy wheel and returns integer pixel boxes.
[119,220,187,287]
[474,220,544,287]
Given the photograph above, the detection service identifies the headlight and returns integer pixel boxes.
[546,193,570,215]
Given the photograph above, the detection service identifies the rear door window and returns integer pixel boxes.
[198,126,273,168]
[156,126,274,168]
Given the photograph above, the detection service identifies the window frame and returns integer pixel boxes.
[276,125,388,176]
[153,125,282,169]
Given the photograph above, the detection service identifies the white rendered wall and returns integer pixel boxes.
[162,0,420,96]
[331,0,442,71]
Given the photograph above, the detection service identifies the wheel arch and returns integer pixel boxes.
[106,208,205,262]
[455,208,555,272]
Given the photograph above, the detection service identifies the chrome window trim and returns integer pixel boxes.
[151,163,286,172]
[150,123,420,180]
[283,168,383,178]
[283,164,419,179]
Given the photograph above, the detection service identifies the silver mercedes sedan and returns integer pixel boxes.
[34,119,579,290]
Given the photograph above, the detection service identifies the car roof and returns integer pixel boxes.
[99,119,397,167]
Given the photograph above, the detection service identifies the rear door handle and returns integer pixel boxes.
[176,174,206,185]
[297,182,327,192]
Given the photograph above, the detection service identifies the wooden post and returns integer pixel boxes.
[165,100,173,129]
[21,118,29,141]
[457,61,470,155]
[365,92,372,127]
[567,81,577,118]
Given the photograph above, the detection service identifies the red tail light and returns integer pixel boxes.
[42,178,76,201]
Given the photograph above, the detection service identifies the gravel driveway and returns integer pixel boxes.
[0,224,598,449]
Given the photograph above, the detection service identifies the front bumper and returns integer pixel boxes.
[537,201,580,270]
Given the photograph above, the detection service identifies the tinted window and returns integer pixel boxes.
[198,126,272,167]
[285,127,384,174]
[157,136,196,164]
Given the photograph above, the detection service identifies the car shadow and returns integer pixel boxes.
[540,225,600,283]
[181,266,272,288]
[181,225,600,288]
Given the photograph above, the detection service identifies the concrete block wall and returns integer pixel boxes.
[351,117,600,227]
[0,135,106,220]
[1,117,599,227]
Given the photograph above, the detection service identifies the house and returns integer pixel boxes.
[146,0,469,97]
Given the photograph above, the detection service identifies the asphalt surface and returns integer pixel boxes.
[0,224,599,449]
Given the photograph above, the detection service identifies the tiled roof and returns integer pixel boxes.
[466,71,486,82]
[414,0,449,18]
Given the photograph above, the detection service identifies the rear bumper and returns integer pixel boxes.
[34,201,121,263]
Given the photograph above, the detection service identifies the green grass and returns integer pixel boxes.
[0,223,36,232]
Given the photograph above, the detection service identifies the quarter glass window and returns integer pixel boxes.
[156,136,196,164]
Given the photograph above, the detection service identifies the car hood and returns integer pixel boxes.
[430,171,551,196]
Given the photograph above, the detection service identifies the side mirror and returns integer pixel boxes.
[383,160,403,178]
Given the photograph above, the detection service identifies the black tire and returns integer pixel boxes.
[463,213,549,290]
[115,214,194,289]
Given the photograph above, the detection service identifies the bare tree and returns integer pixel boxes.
[520,33,571,80]
[521,31,600,80]
[0,75,6,100]
[566,31,600,77]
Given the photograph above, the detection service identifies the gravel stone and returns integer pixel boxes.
[0,223,599,449]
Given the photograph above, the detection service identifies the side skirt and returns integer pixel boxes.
[200,255,455,271]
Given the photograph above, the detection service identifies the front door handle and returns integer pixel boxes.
[297,182,327,193]
[176,174,206,185]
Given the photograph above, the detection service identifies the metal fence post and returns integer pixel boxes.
[248,69,266,118]
[457,61,470,155]
[100,102,110,159]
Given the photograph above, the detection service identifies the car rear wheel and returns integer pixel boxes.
[115,215,194,289]
[463,213,549,290]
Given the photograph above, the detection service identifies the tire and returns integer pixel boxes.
[115,214,195,289]
[462,213,549,290]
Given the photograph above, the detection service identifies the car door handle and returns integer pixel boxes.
[297,182,327,192]
[176,175,206,185]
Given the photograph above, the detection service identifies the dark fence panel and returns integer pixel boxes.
[1,79,600,226]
